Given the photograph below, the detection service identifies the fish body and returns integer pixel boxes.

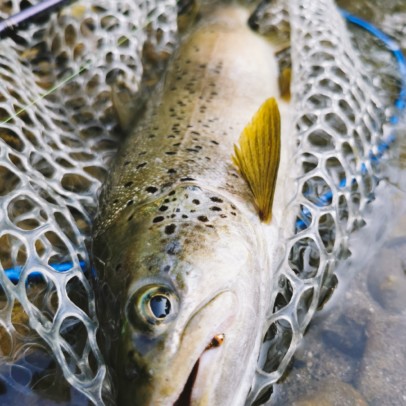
[92,0,398,403]
[93,3,292,405]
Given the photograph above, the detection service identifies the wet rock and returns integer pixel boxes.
[357,316,406,405]
[367,242,406,314]
[290,379,368,406]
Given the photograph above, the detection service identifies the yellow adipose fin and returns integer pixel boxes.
[278,67,291,101]
[232,98,281,224]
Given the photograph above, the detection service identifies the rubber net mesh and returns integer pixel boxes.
[248,0,403,403]
[0,0,177,404]
[0,0,402,405]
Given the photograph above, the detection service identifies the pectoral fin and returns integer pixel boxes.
[232,98,281,223]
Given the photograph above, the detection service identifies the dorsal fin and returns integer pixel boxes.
[232,98,281,223]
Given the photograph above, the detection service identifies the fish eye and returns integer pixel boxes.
[128,285,179,328]
[149,295,171,319]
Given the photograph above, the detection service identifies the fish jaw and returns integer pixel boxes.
[117,286,263,406]
[117,290,236,406]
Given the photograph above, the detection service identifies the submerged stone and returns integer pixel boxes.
[357,316,406,405]
[290,379,367,406]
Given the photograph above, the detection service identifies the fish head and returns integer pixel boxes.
[93,186,269,405]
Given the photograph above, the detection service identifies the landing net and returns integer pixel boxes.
[248,0,404,403]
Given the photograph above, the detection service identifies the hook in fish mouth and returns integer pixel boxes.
[174,334,225,406]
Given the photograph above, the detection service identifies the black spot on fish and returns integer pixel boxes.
[165,224,176,235]
[192,199,200,205]
[146,186,158,193]
[153,216,164,223]
[180,177,195,182]
[220,214,227,218]
[159,205,168,212]
[210,197,223,203]
[198,216,208,222]
[166,151,176,155]
[162,265,171,273]
[115,263,122,272]
[211,140,219,145]
[210,206,221,211]
[124,181,133,188]
[182,214,188,219]
[136,162,147,169]
[124,160,131,166]
[126,200,134,207]
[169,191,176,196]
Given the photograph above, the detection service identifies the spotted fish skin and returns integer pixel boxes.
[95,5,280,232]
[93,4,287,406]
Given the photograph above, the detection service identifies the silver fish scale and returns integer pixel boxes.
[0,0,177,404]
[249,0,401,404]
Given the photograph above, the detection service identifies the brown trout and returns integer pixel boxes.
[93,2,292,405]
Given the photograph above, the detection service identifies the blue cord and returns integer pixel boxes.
[340,9,406,114]
[4,261,87,284]
[296,10,406,232]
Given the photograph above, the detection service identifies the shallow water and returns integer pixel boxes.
[271,165,406,405]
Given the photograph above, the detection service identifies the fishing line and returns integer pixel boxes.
[0,4,151,126]
[0,0,77,38]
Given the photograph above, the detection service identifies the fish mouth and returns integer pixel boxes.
[174,334,225,406]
